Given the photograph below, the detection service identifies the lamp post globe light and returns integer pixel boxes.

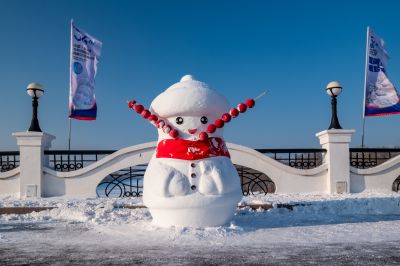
[26,82,44,132]
[326,81,342,130]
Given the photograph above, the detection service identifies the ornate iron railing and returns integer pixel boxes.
[45,149,327,172]
[96,164,275,198]
[96,165,145,198]
[350,148,400,169]
[44,150,116,172]
[393,176,400,192]
[2,147,397,196]
[0,151,19,172]
[255,148,326,169]
[44,148,329,198]
[236,165,275,195]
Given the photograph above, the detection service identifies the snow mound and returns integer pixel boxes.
[0,196,148,225]
[1,193,400,228]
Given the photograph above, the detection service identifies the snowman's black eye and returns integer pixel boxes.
[176,117,184,125]
[200,116,208,124]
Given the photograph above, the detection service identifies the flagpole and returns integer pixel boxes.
[68,20,73,163]
[361,26,370,148]
[361,117,366,148]
[68,118,72,152]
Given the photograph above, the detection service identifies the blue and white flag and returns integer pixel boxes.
[364,27,400,117]
[69,20,102,120]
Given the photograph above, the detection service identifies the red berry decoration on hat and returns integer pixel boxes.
[128,100,136,109]
[127,90,266,140]
[169,129,179,139]
[229,108,239,118]
[199,131,209,141]
[141,109,151,119]
[204,94,264,135]
[221,113,231,123]
[214,119,224,128]
[207,124,216,133]
[127,100,181,139]
[163,125,171,133]
[246,98,255,108]
[237,103,247,113]
[156,119,165,128]
[135,104,144,114]
[148,114,158,124]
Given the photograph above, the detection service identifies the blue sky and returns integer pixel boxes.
[0,0,399,150]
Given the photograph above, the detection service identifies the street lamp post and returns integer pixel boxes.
[326,81,342,130]
[26,83,44,132]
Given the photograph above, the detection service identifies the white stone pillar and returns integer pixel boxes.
[13,132,55,198]
[316,129,355,194]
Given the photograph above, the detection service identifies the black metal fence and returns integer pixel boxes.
[2,147,399,196]
[44,150,116,172]
[0,151,19,172]
[42,148,326,197]
[95,164,274,198]
[236,165,276,195]
[96,165,145,198]
[256,148,326,169]
[350,148,400,169]
[393,176,400,192]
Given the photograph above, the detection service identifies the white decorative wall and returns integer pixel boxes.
[43,142,155,197]
[0,129,399,198]
[41,142,330,197]
[0,167,20,195]
[350,155,400,193]
[228,143,329,194]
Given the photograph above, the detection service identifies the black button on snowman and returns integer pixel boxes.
[128,75,260,227]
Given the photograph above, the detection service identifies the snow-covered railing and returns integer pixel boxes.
[0,151,19,172]
[44,145,324,197]
[350,148,400,169]
[43,147,400,172]
[44,150,116,172]
[394,177,400,192]
[257,148,326,169]
[350,153,400,193]
[44,148,326,172]
[2,128,399,198]
[42,148,327,197]
[96,164,146,198]
[0,151,20,196]
[40,147,327,197]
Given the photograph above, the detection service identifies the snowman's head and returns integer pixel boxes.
[150,75,230,141]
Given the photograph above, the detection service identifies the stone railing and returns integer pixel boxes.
[1,129,399,198]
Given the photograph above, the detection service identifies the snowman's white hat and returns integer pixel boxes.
[150,75,230,118]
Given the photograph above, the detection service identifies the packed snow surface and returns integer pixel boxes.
[1,193,400,265]
[1,193,400,239]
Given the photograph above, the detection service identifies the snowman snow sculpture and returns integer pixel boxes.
[128,75,259,227]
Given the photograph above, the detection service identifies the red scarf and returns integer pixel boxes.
[156,137,230,160]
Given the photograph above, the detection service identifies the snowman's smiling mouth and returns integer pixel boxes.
[188,129,197,134]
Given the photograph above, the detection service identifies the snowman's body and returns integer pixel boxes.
[144,154,241,227]
[142,75,242,227]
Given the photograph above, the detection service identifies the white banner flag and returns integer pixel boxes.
[69,20,102,120]
[364,27,400,117]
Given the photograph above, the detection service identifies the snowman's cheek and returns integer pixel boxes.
[199,123,209,130]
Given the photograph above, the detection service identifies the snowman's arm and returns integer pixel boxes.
[199,158,240,194]
[202,91,267,138]
[145,159,174,197]
[145,159,189,197]
[127,100,179,139]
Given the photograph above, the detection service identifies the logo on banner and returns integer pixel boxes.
[73,62,83,74]
[73,26,95,46]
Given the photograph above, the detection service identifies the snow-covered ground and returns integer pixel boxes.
[1,193,400,265]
